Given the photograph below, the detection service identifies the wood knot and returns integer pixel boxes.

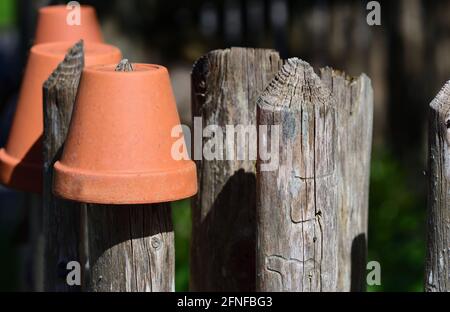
[151,237,161,250]
[115,59,134,72]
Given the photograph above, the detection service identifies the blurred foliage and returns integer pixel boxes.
[0,0,16,28]
[172,199,192,291]
[367,147,426,292]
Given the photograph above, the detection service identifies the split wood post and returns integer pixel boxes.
[43,41,84,291]
[256,58,338,291]
[83,60,174,292]
[425,81,450,292]
[190,47,282,291]
[320,68,373,291]
[256,60,373,292]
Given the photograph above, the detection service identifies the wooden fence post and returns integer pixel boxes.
[256,58,338,291]
[426,81,450,292]
[83,60,174,292]
[190,48,282,291]
[43,41,84,291]
[256,59,373,292]
[84,203,173,292]
[320,68,373,291]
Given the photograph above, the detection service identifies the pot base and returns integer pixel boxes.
[0,148,42,193]
[53,161,197,204]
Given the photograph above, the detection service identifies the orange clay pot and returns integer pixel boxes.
[35,5,103,44]
[0,42,121,193]
[53,63,198,204]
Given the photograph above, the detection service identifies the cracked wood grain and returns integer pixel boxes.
[426,81,450,292]
[190,47,282,291]
[256,58,338,292]
[43,40,84,291]
[320,68,373,291]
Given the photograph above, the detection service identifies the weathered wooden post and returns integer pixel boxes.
[256,59,373,292]
[320,68,373,291]
[425,81,450,292]
[190,48,282,291]
[256,58,338,291]
[84,203,173,291]
[43,41,84,291]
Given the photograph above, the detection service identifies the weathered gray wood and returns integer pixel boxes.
[43,41,84,291]
[425,81,450,292]
[84,59,174,292]
[115,59,133,72]
[85,203,174,292]
[190,47,282,291]
[320,68,373,291]
[256,58,338,291]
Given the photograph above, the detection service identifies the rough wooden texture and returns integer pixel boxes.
[256,58,337,291]
[320,68,373,291]
[84,59,174,292]
[85,204,174,292]
[43,41,84,291]
[190,47,282,291]
[426,81,450,292]
[115,59,133,72]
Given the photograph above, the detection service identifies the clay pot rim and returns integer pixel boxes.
[0,148,42,193]
[39,4,95,15]
[53,160,197,204]
[84,63,167,76]
[54,160,194,177]
[31,41,121,61]
[0,148,41,170]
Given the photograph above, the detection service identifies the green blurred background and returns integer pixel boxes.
[1,0,449,291]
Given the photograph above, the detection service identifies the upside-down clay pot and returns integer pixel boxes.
[0,42,121,193]
[53,63,198,204]
[35,5,103,44]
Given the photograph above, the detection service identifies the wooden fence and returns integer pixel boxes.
[425,81,450,292]
[189,48,373,291]
[38,42,450,292]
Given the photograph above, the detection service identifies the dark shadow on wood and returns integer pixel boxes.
[191,168,256,291]
[351,233,367,292]
[85,202,174,291]
[86,203,173,253]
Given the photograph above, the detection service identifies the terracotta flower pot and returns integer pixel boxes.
[53,63,198,204]
[0,42,121,193]
[35,5,103,44]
